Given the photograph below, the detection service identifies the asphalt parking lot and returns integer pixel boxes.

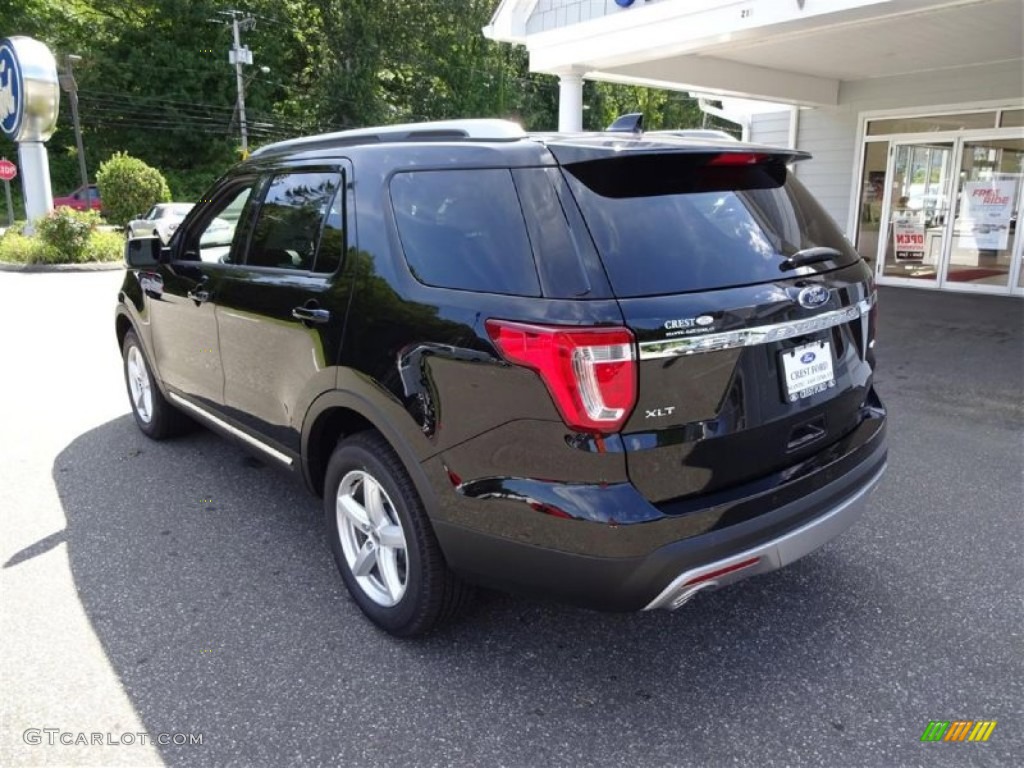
[1,271,1021,767]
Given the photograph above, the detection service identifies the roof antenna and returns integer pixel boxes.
[606,113,644,135]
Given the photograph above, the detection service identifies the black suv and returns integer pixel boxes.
[117,119,887,636]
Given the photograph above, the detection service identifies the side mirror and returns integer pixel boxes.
[124,236,163,268]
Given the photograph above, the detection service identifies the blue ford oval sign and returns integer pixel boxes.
[800,351,816,364]
[0,40,23,140]
[797,285,830,309]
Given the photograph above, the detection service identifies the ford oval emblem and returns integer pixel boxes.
[800,351,816,364]
[0,41,24,139]
[695,315,714,326]
[797,285,830,309]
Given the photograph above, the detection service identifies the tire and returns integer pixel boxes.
[122,330,192,439]
[324,431,472,636]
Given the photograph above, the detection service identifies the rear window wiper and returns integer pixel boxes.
[780,246,843,271]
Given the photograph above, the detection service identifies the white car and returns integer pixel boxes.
[127,203,195,243]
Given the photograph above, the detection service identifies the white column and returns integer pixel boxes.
[18,142,53,233]
[557,73,583,132]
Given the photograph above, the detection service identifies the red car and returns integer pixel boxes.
[53,184,102,212]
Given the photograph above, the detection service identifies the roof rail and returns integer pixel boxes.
[250,119,526,157]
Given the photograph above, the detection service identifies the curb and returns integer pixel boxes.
[0,261,125,273]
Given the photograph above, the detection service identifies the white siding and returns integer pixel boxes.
[791,59,1023,235]
[527,0,612,34]
[525,0,680,33]
[749,111,792,147]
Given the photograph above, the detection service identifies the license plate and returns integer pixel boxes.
[781,341,835,402]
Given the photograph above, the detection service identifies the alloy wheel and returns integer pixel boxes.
[335,470,409,607]
[126,345,153,423]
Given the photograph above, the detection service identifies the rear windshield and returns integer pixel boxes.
[562,154,860,297]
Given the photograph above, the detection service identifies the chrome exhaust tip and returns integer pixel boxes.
[667,581,718,611]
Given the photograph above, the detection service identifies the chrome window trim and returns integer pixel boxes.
[167,392,295,467]
[638,296,874,360]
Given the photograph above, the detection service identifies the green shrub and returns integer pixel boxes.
[0,231,52,263]
[35,207,101,263]
[96,152,171,227]
[0,214,121,265]
[83,229,124,263]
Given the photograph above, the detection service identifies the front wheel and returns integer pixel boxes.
[324,431,472,636]
[121,330,192,439]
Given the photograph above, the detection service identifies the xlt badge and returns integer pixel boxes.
[645,406,676,419]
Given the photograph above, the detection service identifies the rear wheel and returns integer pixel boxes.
[324,431,472,636]
[122,330,191,439]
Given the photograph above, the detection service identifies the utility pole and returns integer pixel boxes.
[221,11,256,155]
[58,54,89,193]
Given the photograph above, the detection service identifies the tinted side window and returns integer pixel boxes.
[314,186,345,274]
[246,172,340,271]
[512,167,605,298]
[179,180,258,264]
[389,169,540,296]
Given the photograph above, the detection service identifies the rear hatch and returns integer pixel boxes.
[552,141,878,504]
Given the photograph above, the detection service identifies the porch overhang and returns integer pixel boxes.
[485,0,1023,108]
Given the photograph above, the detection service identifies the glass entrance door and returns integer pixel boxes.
[878,141,955,284]
[943,137,1024,290]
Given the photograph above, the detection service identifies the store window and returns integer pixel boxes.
[855,142,888,261]
[1000,109,1024,128]
[946,138,1024,287]
[867,112,996,136]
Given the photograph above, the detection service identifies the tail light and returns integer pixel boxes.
[485,319,637,434]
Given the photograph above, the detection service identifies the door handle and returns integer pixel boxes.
[187,288,213,303]
[292,306,331,324]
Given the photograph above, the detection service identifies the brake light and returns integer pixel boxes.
[707,152,767,166]
[485,319,637,434]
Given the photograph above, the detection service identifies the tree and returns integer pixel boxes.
[0,0,721,206]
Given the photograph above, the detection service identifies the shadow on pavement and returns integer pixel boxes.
[31,414,893,766]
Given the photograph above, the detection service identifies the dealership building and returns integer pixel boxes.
[486,0,1024,296]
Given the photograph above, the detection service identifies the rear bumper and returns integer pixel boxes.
[432,412,887,612]
[644,460,885,610]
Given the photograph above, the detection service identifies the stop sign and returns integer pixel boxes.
[0,158,15,182]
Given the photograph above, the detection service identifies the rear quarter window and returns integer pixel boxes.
[389,169,540,296]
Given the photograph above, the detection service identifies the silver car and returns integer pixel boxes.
[127,203,195,243]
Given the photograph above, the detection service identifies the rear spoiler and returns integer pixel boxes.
[543,137,810,167]
[554,146,808,198]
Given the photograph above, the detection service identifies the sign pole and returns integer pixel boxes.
[3,179,12,226]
